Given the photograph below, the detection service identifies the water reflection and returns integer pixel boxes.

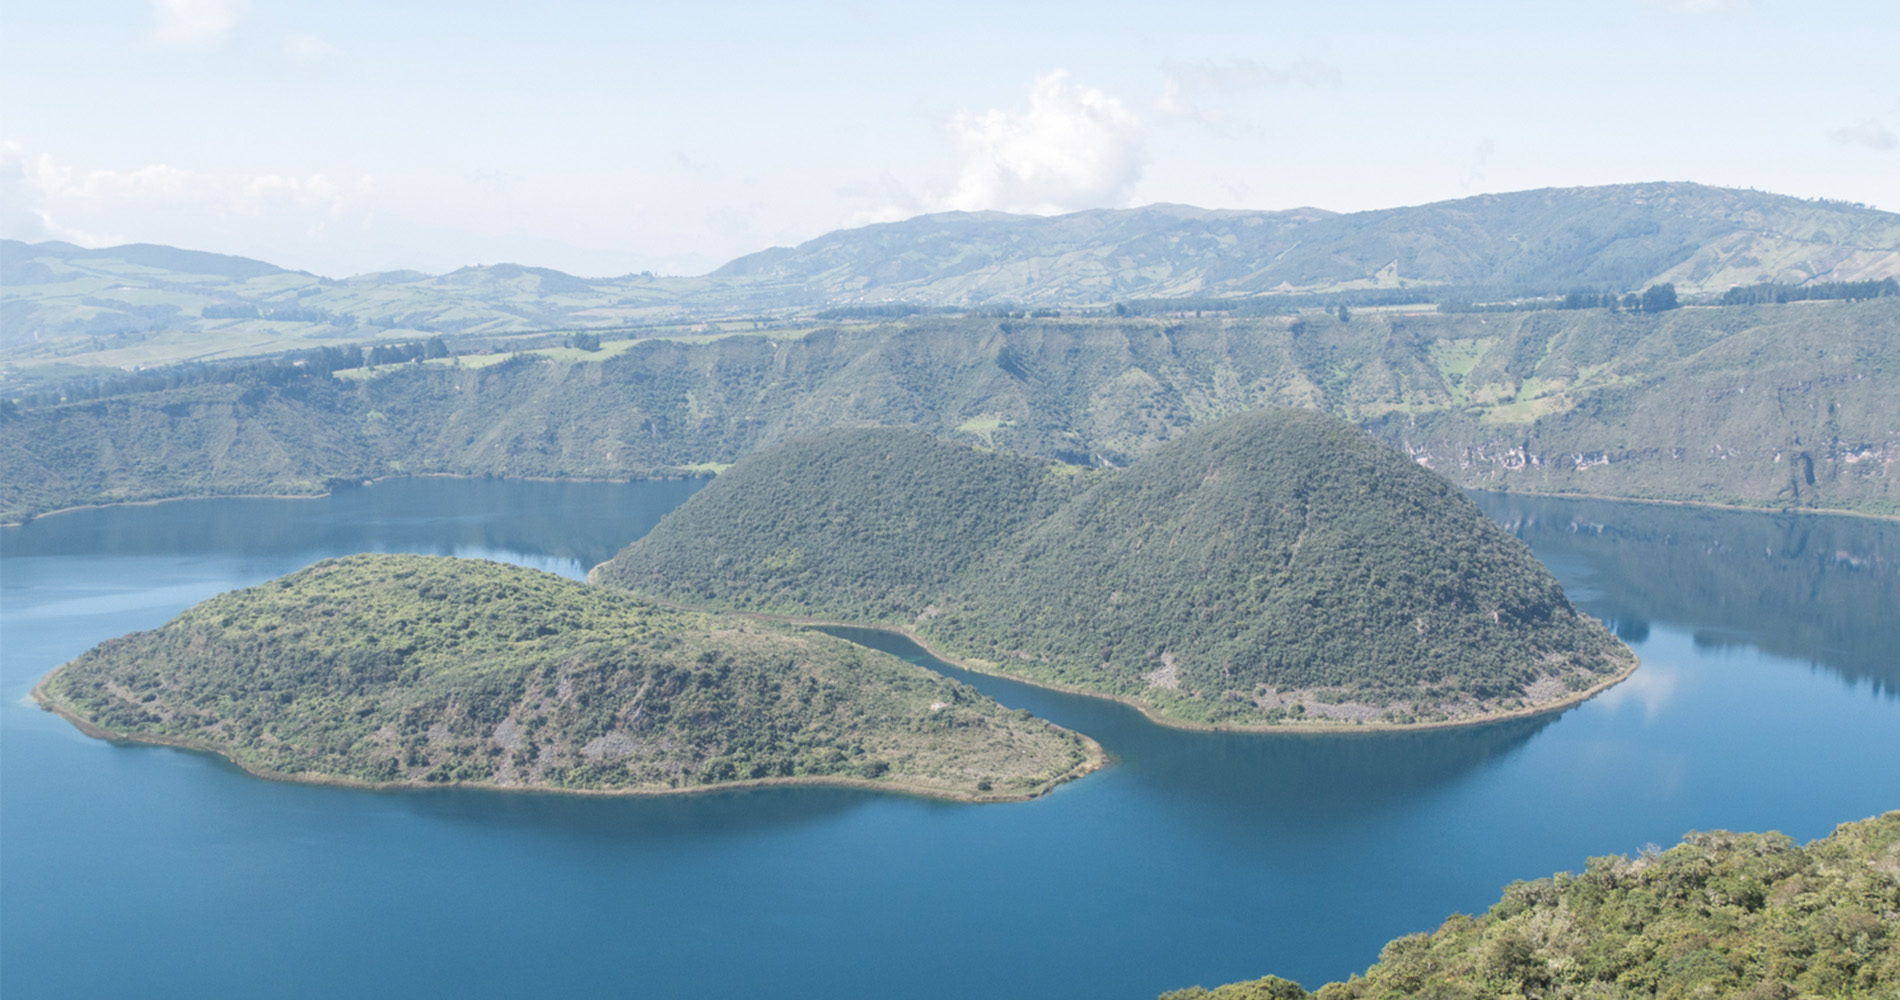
[364,780,884,844]
[816,626,1560,825]
[5,481,1898,1000]
[0,477,704,578]
[1592,663,1679,722]
[1474,493,1900,696]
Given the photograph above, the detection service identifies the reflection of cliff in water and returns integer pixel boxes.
[1115,713,1561,829]
[391,779,881,844]
[1475,492,1900,697]
[1,478,704,571]
[818,625,1559,830]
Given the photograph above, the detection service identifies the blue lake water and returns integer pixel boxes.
[3,480,1896,999]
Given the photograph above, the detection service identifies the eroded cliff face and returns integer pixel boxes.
[6,300,1896,521]
[1379,401,1897,513]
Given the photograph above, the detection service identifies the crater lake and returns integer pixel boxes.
[3,479,1896,999]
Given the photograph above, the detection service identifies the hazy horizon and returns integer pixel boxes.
[4,0,1896,278]
[11,178,1895,283]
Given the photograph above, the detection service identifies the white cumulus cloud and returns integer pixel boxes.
[939,71,1144,216]
[0,142,52,240]
[144,0,253,51]
[0,146,366,252]
[1831,118,1898,152]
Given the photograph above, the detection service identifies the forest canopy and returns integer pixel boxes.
[36,554,1099,801]
[1164,811,1900,1000]
[597,410,1631,726]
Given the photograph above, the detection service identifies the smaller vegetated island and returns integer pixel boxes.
[595,409,1634,728]
[1160,810,1900,1000]
[34,554,1100,801]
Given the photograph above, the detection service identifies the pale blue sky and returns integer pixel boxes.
[2,0,1894,277]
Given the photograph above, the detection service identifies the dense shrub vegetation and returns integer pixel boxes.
[594,427,1084,620]
[1164,811,1900,1000]
[38,554,1096,799]
[598,412,1629,725]
[1720,277,1898,306]
[4,339,442,411]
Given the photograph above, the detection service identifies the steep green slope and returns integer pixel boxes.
[0,379,380,516]
[34,554,1098,800]
[599,413,1631,726]
[4,301,1895,523]
[593,428,1083,620]
[1164,811,1900,1000]
[1375,301,1900,511]
[929,410,1627,721]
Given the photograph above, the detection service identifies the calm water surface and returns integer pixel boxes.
[3,481,1896,999]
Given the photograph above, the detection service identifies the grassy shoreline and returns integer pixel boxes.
[593,592,1644,736]
[30,673,1109,805]
[9,473,1899,531]
[0,470,714,529]
[1470,486,1900,524]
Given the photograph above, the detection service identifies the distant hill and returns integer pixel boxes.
[0,240,290,282]
[595,412,1633,727]
[1164,811,1900,1000]
[6,182,1897,360]
[714,182,1900,305]
[35,553,1099,801]
[0,238,703,353]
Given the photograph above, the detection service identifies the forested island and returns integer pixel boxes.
[596,410,1634,728]
[33,554,1101,801]
[1163,811,1900,999]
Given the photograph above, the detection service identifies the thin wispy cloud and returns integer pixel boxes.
[839,173,925,226]
[1831,119,1897,152]
[1461,139,1496,191]
[1162,58,1341,95]
[282,33,340,75]
[144,0,253,52]
[1640,0,1746,11]
[939,71,1143,216]
[1156,58,1340,127]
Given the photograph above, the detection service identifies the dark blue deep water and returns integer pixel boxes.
[3,480,1896,999]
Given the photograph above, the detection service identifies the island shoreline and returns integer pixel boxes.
[592,590,1644,736]
[7,475,1896,530]
[29,674,1109,805]
[1468,486,1900,524]
[0,470,716,529]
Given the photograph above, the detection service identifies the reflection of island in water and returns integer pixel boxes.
[819,626,1559,828]
[1,478,705,573]
[1474,493,1900,697]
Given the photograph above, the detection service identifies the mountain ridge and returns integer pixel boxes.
[6,182,1897,357]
